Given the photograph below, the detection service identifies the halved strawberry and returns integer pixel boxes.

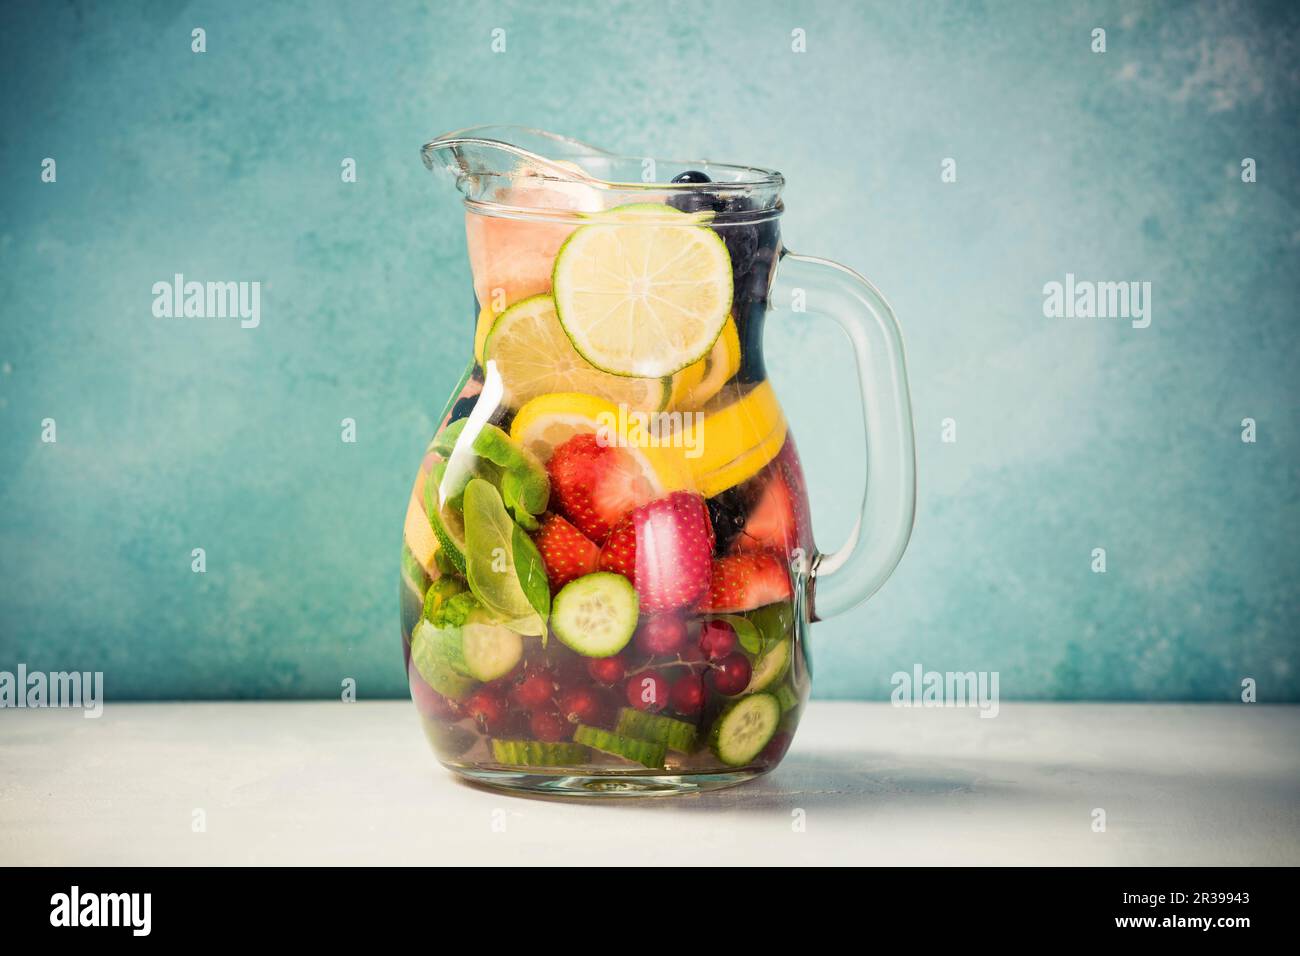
[736,440,813,556]
[599,492,715,612]
[533,514,600,591]
[546,433,654,544]
[699,551,793,613]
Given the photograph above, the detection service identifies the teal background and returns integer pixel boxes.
[1,0,1296,700]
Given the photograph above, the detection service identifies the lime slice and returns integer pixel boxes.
[461,477,548,635]
[551,203,733,378]
[424,462,467,574]
[484,295,669,410]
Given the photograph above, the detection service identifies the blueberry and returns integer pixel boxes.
[667,191,715,215]
[671,170,712,184]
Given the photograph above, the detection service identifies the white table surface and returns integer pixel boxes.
[2,701,1296,866]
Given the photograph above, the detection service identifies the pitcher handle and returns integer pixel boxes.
[770,251,917,621]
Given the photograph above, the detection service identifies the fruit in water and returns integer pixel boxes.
[699,551,793,613]
[587,655,626,685]
[529,710,570,743]
[745,637,792,694]
[599,492,715,612]
[533,514,600,591]
[668,672,705,716]
[464,690,509,735]
[547,433,656,544]
[465,205,575,312]
[551,203,734,378]
[551,572,639,658]
[708,652,753,696]
[710,692,781,767]
[635,614,688,655]
[510,672,555,711]
[698,619,738,659]
[760,730,793,765]
[424,462,468,575]
[573,724,667,769]
[625,672,669,712]
[511,392,693,494]
[557,686,605,726]
[615,707,698,753]
[737,441,812,555]
[482,295,668,410]
[490,739,590,767]
[737,469,796,553]
[671,170,712,184]
[677,315,741,410]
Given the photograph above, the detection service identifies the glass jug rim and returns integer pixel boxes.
[421,124,784,224]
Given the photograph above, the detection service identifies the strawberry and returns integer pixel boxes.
[599,492,715,612]
[737,441,812,556]
[546,433,654,544]
[699,551,793,613]
[533,514,600,591]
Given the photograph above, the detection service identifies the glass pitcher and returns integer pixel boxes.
[400,126,915,796]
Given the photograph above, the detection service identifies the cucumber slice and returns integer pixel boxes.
[710,693,780,767]
[615,707,698,753]
[745,637,791,693]
[435,610,523,681]
[490,740,590,767]
[574,724,667,768]
[775,683,799,714]
[552,572,638,658]
[410,619,475,701]
[461,613,524,680]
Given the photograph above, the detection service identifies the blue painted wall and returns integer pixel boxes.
[1,0,1296,699]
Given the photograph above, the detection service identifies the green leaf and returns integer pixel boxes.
[462,478,548,638]
[472,423,550,516]
[512,523,551,643]
[747,602,794,653]
[712,614,761,655]
[431,417,468,458]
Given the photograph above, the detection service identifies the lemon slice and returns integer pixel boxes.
[686,380,784,479]
[676,315,741,409]
[484,295,668,410]
[551,203,733,378]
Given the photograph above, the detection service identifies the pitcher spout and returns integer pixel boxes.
[421,124,784,220]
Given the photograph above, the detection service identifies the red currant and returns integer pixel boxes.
[668,672,705,715]
[625,672,669,712]
[510,672,554,711]
[464,690,508,733]
[587,655,626,685]
[707,652,752,696]
[529,710,570,742]
[557,687,604,725]
[636,614,687,655]
[699,620,737,660]
[759,730,793,765]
